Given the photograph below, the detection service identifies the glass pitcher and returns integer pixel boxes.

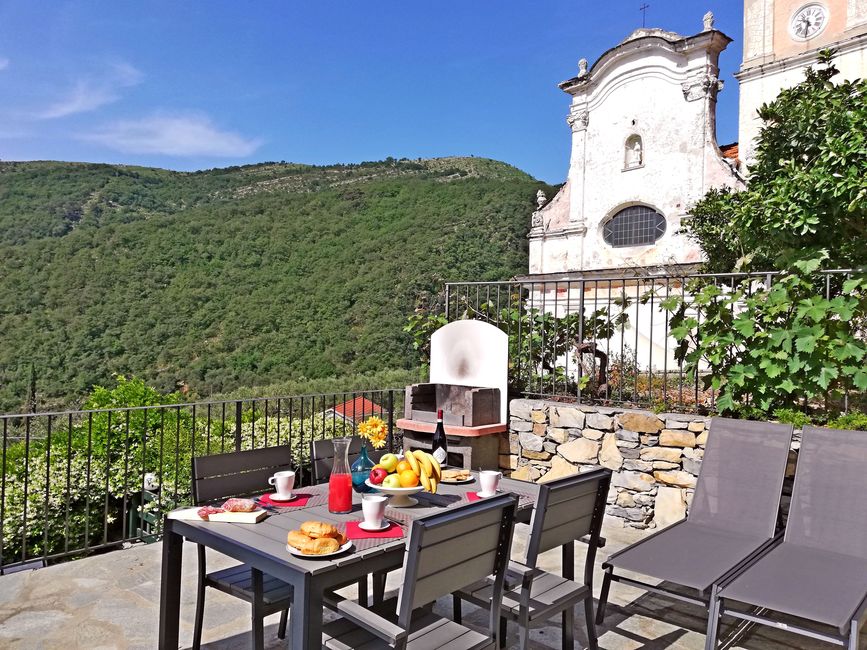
[328,437,353,514]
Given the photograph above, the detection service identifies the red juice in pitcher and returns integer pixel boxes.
[328,473,353,513]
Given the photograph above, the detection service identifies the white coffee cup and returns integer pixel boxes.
[268,470,296,497]
[361,493,389,528]
[478,470,503,497]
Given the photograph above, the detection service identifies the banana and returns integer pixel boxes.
[429,477,438,494]
[416,451,433,478]
[427,452,442,481]
[419,469,431,492]
[405,449,420,475]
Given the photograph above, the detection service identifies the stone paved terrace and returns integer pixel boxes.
[0,521,860,650]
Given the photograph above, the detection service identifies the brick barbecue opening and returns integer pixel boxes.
[397,321,508,469]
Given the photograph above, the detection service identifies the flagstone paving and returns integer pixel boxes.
[0,521,861,649]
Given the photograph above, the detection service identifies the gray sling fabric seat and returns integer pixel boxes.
[596,418,794,627]
[710,425,867,649]
[606,522,766,591]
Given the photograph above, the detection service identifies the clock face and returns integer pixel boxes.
[791,4,828,40]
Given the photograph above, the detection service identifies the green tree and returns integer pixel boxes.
[667,52,867,417]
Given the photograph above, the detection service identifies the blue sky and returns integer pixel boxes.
[0,1,744,183]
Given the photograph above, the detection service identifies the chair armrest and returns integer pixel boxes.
[325,593,407,644]
[580,534,606,548]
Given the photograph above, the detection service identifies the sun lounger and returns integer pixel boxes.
[708,425,867,650]
[596,418,794,634]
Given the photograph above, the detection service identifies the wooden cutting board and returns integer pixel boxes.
[167,507,268,524]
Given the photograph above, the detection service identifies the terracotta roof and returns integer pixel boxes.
[719,142,739,160]
[328,396,384,423]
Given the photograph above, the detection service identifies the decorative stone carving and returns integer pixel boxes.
[535,190,547,210]
[566,107,589,132]
[703,11,715,31]
[577,58,588,77]
[681,74,721,102]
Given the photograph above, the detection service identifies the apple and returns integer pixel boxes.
[382,474,402,489]
[369,467,388,485]
[379,453,399,473]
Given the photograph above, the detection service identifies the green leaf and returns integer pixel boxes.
[795,334,817,354]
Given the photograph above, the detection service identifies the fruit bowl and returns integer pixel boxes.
[365,480,425,507]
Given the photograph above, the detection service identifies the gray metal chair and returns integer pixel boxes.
[322,493,518,650]
[190,445,294,650]
[708,425,867,650]
[596,418,794,635]
[453,467,611,650]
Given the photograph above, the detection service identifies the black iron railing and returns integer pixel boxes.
[443,269,861,409]
[0,388,403,572]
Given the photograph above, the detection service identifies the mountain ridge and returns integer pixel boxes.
[0,156,554,411]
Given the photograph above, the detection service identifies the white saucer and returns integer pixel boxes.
[268,492,298,502]
[358,521,391,532]
[476,490,501,498]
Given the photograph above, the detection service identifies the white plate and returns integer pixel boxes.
[286,540,353,558]
[440,476,475,485]
[358,520,391,532]
[267,492,298,502]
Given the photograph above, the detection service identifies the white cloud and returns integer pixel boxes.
[81,112,262,157]
[0,58,9,71]
[39,62,143,119]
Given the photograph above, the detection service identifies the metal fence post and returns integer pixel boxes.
[387,390,395,453]
[234,401,242,452]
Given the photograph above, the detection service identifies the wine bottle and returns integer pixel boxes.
[431,408,448,465]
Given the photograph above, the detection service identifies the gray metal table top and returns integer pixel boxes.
[158,473,539,650]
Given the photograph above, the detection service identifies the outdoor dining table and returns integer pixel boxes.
[157,472,541,650]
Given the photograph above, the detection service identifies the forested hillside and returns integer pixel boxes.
[0,157,552,412]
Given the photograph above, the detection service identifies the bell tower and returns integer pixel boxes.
[737,0,867,165]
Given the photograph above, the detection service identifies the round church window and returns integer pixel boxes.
[602,206,666,247]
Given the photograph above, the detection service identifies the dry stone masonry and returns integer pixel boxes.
[503,399,711,529]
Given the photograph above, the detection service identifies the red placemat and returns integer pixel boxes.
[344,521,404,540]
[466,491,481,502]
[258,493,313,508]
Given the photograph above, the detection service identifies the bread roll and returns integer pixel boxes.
[302,537,340,555]
[287,530,314,551]
[301,521,339,539]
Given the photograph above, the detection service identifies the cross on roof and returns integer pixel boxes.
[640,3,650,27]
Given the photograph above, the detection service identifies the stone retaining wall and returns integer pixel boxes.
[502,399,711,529]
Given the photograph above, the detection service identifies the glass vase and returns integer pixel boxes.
[328,437,353,513]
[351,442,375,493]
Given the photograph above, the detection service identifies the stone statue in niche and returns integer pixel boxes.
[577,58,588,77]
[625,135,643,169]
[535,189,547,209]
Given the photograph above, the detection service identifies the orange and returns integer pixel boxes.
[395,460,412,474]
[398,469,419,488]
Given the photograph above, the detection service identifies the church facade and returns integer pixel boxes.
[529,1,867,278]
[528,15,745,278]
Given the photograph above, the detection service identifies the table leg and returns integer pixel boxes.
[291,576,324,650]
[158,520,183,649]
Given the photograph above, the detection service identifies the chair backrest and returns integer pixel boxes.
[191,445,294,505]
[786,425,867,558]
[310,436,385,484]
[687,417,793,539]
[396,493,517,633]
[523,468,611,581]
[430,320,509,424]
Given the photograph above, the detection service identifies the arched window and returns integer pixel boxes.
[624,134,643,169]
[603,205,666,247]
